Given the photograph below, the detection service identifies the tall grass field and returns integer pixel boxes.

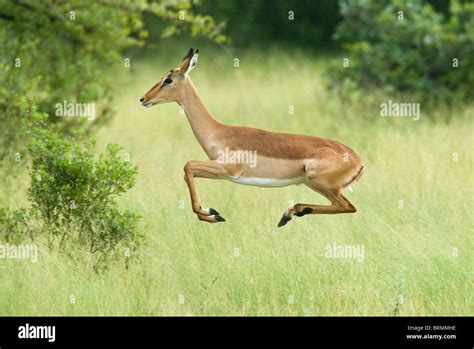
[1,48,472,316]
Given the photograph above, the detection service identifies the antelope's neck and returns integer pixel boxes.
[178,78,222,157]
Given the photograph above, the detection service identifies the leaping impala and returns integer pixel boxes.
[140,48,364,227]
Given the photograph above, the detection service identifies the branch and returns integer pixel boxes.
[0,12,15,21]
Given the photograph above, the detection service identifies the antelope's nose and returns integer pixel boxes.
[139,97,145,103]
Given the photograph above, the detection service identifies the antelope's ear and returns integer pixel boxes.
[178,48,199,76]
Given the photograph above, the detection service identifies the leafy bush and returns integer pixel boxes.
[327,0,474,103]
[2,109,143,271]
[0,208,37,245]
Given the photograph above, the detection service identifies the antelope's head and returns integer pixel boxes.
[140,48,199,108]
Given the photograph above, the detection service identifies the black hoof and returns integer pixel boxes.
[295,207,313,217]
[215,215,226,222]
[209,207,220,215]
[278,213,291,227]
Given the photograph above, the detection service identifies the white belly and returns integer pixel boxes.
[225,176,305,188]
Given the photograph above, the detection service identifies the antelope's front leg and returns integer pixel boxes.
[183,160,234,223]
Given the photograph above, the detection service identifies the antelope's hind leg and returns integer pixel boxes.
[277,187,357,227]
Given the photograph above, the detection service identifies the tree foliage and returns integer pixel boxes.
[199,0,341,48]
[327,0,474,103]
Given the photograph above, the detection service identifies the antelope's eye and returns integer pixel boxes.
[164,77,173,85]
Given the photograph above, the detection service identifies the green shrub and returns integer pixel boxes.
[0,208,37,245]
[19,110,143,271]
[327,0,474,103]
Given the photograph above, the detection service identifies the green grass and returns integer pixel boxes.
[1,47,472,315]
